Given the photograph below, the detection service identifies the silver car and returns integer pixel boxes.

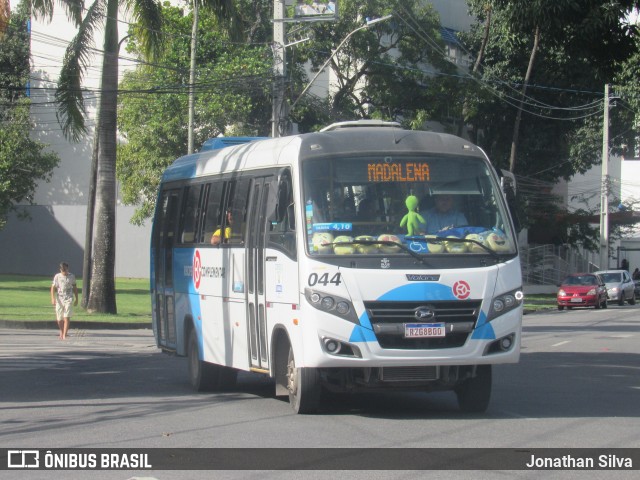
[594,270,637,306]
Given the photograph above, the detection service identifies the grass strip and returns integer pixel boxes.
[0,274,151,323]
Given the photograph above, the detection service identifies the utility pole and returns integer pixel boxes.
[272,0,287,137]
[599,83,610,270]
[187,1,199,154]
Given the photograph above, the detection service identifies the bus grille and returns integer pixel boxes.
[363,300,482,349]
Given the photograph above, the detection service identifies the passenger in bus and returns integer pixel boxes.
[423,194,468,234]
[211,210,233,245]
[357,198,377,221]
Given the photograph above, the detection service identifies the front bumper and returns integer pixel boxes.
[557,295,598,307]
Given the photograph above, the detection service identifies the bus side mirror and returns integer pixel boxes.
[499,169,522,233]
[287,203,296,230]
[276,169,292,223]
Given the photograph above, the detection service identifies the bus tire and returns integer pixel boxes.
[455,365,492,413]
[187,328,219,392]
[286,346,321,414]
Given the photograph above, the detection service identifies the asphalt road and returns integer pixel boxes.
[1,304,639,480]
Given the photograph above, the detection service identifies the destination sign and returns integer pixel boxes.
[368,162,430,182]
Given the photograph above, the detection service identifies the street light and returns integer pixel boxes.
[289,15,393,111]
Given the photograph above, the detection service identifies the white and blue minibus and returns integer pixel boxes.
[151,121,523,413]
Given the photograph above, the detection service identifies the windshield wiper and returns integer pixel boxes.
[417,235,500,260]
[332,239,433,266]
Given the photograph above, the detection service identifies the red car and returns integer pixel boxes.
[557,273,608,310]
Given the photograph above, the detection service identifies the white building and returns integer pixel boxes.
[554,154,640,271]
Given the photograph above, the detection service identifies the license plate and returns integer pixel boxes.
[404,323,446,338]
[570,297,583,303]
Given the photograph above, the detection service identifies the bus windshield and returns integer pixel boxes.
[302,154,516,256]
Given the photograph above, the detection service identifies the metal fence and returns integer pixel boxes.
[520,244,600,286]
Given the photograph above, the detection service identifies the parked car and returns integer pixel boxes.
[557,273,608,310]
[594,270,636,306]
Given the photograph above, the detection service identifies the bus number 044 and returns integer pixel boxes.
[308,272,342,287]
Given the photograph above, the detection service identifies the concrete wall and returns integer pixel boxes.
[0,206,150,278]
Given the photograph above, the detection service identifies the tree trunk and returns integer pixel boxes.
[87,0,118,313]
[82,109,99,308]
[509,25,540,173]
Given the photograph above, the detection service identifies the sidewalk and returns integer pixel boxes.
[0,319,151,330]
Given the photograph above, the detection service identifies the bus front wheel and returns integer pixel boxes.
[286,346,321,414]
[455,365,492,413]
[187,328,221,392]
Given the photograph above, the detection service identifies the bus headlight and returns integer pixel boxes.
[304,288,359,324]
[321,297,335,309]
[336,301,350,315]
[487,287,523,322]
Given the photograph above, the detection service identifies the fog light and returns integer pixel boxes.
[500,336,513,350]
[323,338,341,354]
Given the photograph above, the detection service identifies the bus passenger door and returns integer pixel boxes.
[246,177,271,371]
[154,189,179,350]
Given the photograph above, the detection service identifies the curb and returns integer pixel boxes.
[0,320,151,330]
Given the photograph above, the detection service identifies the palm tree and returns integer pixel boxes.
[33,0,164,313]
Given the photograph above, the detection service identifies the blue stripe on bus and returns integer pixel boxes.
[471,309,495,339]
[471,321,495,339]
[358,310,373,330]
[377,283,457,301]
[173,248,205,359]
[349,324,378,343]
[162,155,199,182]
[192,296,204,360]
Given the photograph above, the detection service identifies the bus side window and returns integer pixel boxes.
[268,171,297,259]
[226,177,251,245]
[178,184,203,244]
[202,181,224,244]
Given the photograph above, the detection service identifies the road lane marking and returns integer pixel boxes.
[551,341,571,347]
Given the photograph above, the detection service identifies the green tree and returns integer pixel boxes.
[0,1,59,229]
[460,0,639,247]
[615,20,640,160]
[117,2,273,224]
[462,0,639,179]
[290,0,460,131]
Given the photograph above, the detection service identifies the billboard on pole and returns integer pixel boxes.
[286,1,338,22]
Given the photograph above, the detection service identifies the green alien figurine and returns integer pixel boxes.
[400,195,425,236]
